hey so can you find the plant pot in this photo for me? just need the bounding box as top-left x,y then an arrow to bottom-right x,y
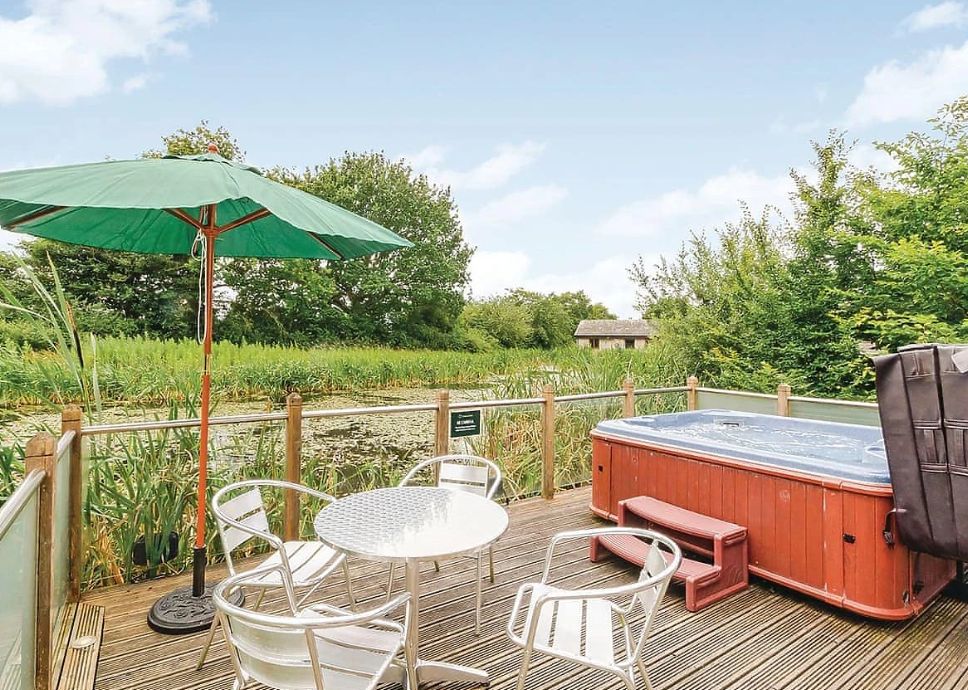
132,531 -> 180,566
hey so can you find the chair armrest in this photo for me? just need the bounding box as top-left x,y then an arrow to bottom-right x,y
506,583 -> 541,642
302,593 -> 411,629
540,527 -> 682,582
267,479 -> 337,505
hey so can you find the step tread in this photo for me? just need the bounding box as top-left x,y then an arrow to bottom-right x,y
596,533 -> 721,582
621,496 -> 747,540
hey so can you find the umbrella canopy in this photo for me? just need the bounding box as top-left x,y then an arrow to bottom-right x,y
0,151 -> 410,258
0,148 -> 412,633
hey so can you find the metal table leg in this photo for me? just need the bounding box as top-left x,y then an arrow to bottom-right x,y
405,557 -> 490,686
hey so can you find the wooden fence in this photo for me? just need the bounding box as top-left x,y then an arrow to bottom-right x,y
0,409 -> 83,690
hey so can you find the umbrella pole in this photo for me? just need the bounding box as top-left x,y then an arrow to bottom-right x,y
148,205 -> 243,634
193,215 -> 216,597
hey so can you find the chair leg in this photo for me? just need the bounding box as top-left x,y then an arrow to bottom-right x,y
433,560 -> 440,572
342,559 -> 357,609
252,588 -> 266,611
636,657 -> 654,690
475,551 -> 483,636
195,614 -> 220,670
488,545 -> 495,583
386,563 -> 396,602
515,649 -> 532,690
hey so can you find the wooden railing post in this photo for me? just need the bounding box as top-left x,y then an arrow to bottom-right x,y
541,384 -> 555,500
25,432 -> 56,690
686,376 -> 699,411
435,390 -> 450,457
60,406 -> 83,602
622,377 -> 635,417
284,392 -> 303,541
777,383 -> 791,417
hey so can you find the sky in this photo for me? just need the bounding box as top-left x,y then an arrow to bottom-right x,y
1,1 -> 968,316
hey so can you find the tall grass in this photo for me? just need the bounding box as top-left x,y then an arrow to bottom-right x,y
0,338 -> 557,407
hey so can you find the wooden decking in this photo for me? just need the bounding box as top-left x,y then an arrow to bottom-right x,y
83,486 -> 968,690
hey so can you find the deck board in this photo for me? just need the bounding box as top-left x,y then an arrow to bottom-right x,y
83,486 -> 968,690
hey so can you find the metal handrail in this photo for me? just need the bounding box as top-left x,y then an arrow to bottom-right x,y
303,403 -> 438,418
0,469 -> 45,541
450,397 -> 544,410
55,430 -> 75,461
787,395 -> 877,409
82,411 -> 289,436
636,386 -> 688,395
77,383 -> 874,437
696,386 -> 777,400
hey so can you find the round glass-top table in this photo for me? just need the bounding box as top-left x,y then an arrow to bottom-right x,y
314,486 -> 509,686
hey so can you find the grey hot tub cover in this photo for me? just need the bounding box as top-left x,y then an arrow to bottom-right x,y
874,344 -> 968,561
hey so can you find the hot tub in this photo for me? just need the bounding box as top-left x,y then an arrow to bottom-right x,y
590,409 -> 955,620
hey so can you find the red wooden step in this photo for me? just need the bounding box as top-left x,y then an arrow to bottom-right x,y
621,496 -> 747,544
590,495 -> 750,612
592,533 -> 723,586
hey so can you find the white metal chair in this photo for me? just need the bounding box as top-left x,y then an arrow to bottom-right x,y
387,454 -> 502,634
213,563 -> 416,690
197,479 -> 356,669
507,527 -> 681,690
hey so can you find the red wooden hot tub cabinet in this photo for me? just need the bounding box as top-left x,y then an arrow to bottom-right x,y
590,429 -> 955,621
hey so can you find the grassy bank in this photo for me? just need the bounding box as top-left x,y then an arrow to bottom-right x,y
0,338 -> 542,408
0,336 -> 690,408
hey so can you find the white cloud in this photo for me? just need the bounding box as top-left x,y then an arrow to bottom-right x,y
404,145 -> 446,169
596,167 -> 793,238
0,0 -> 212,105
469,251 -> 651,318
847,143 -> 900,175
468,250 -> 531,299
407,141 -> 546,191
845,39 -> 968,126
902,2 -> 968,32
0,229 -> 22,251
121,73 -> 149,93
467,185 -> 568,229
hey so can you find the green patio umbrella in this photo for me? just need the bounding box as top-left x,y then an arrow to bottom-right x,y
0,145 -> 412,632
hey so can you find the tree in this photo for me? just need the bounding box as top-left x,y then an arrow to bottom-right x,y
460,298 -> 533,348
458,289 -> 614,350
629,98 -> 968,398
219,259 -> 344,345
273,152 -> 472,347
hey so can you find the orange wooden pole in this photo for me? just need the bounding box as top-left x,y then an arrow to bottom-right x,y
193,204 -> 217,596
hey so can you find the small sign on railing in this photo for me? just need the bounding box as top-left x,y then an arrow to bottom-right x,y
450,409 -> 481,438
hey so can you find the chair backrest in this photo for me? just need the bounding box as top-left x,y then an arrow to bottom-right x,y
627,531 -> 679,663
212,482 -> 273,574
214,566 -> 401,690
400,454 -> 501,499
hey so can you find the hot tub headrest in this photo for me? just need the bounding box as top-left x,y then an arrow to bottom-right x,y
874,343 -> 968,561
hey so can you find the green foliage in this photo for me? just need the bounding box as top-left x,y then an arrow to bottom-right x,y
460,298 -> 532,349
461,289 -> 615,350
269,152 -> 472,348
632,97 -> 968,399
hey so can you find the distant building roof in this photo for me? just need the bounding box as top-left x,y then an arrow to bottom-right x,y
574,319 -> 658,338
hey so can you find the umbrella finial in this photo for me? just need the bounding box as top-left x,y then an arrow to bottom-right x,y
207,143 -> 219,154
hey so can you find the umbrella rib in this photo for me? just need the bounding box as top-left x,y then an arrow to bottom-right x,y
307,232 -> 346,260
164,208 -> 204,230
215,208 -> 271,234
6,205 -> 66,228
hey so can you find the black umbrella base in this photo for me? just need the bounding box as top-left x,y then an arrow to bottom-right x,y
147,585 -> 245,634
